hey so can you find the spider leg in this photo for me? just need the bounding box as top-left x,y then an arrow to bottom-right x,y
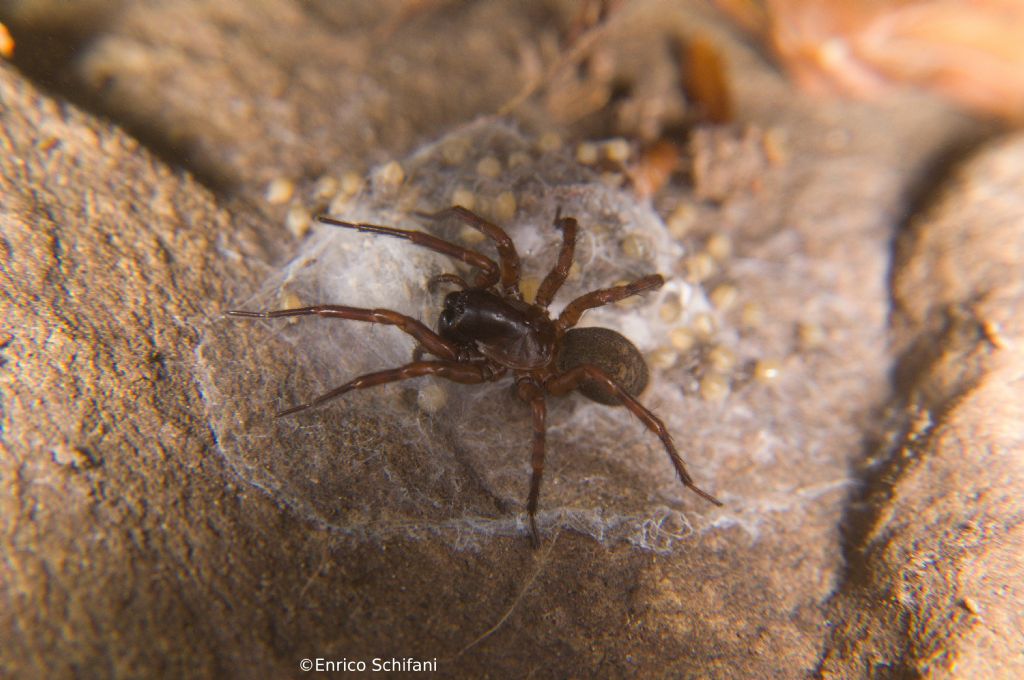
277,360 -> 491,417
545,364 -> 722,507
516,379 -> 548,548
316,215 -> 501,289
417,206 -> 522,296
226,305 -> 460,361
534,214 -> 578,308
557,274 -> 664,331
428,273 -> 470,292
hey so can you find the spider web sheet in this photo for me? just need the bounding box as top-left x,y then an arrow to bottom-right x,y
197,120 -> 744,552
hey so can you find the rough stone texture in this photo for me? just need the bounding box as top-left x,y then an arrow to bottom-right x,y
819,134 -> 1024,678
76,0 -> 551,199
0,61 -> 277,676
1,1 -> 1019,678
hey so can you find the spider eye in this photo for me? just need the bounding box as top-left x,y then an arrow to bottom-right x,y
440,307 -> 455,327
438,291 -> 467,338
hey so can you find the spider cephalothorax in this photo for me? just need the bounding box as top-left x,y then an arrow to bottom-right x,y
229,206 -> 721,545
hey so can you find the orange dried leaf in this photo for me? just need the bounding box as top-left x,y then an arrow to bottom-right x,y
629,140 -> 681,198
681,35 -> 734,123
0,21 -> 14,59
717,0 -> 1024,121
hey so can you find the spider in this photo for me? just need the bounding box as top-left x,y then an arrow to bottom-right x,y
228,206 -> 722,545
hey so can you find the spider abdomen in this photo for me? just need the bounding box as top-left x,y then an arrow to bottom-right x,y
438,289 -> 556,370
556,327 -> 649,405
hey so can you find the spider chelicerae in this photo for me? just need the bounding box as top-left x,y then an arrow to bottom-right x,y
228,206 -> 722,545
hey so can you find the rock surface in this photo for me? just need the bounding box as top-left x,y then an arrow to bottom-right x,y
1,1 -> 1019,677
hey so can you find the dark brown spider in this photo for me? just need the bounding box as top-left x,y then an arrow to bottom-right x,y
228,206 -> 722,545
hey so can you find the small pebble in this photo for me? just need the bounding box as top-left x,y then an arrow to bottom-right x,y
265,178 -> 295,205
576,142 -> 599,165
613,279 -> 640,307
649,347 -> 678,369
669,327 -> 697,352
476,156 -> 502,179
691,312 -> 715,339
491,191 -> 517,222
459,225 -> 487,245
279,291 -> 303,324
685,253 -> 716,282
603,138 -> 631,163
451,187 -> 476,211
417,383 -> 448,413
375,160 -> 405,188
538,131 -> 562,152
519,277 -> 540,303
797,321 -> 827,349
753,358 -> 782,382
707,345 -> 737,372
740,302 -> 764,329
706,233 -> 733,261
313,175 -> 338,200
340,171 -> 364,196
659,298 -> 682,324
328,192 -> 353,215
280,291 -> 303,308
710,283 -> 738,311
700,372 -> 730,402
285,204 -> 312,238
621,233 -> 650,260
667,204 -> 697,238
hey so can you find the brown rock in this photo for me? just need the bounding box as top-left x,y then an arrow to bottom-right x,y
2,1 -> 1016,677
820,134 -> 1024,678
